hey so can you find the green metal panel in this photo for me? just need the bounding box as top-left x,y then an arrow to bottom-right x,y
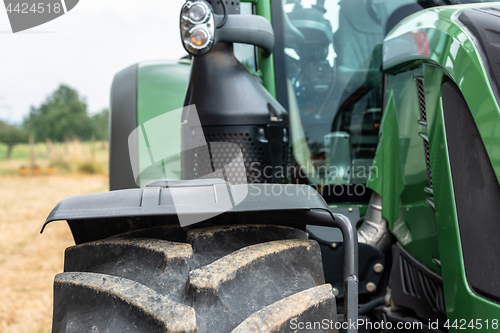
380,3 -> 500,324
372,67 -> 440,274
426,63 -> 500,327
367,90 -> 405,228
251,0 -> 276,98
136,61 -> 191,187
384,5 -> 500,179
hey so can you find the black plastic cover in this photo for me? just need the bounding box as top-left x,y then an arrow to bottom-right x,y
458,7 -> 500,106
442,80 -> 500,302
183,43 -> 287,127
390,243 -> 446,324
316,241 -> 385,297
215,15 -> 275,57
109,64 -> 139,191
43,182 -> 333,243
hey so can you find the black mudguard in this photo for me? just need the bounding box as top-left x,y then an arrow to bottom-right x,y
42,180 -> 359,330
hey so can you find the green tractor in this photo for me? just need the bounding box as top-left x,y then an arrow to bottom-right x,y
43,0 -> 500,332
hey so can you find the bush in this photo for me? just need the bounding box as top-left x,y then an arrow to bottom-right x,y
77,161 -> 103,174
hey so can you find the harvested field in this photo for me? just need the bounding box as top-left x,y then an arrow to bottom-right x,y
0,174 -> 108,333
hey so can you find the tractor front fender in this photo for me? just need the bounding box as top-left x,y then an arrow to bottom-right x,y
42,181 -> 359,330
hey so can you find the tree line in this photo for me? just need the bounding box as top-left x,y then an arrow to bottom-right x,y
0,85 -> 109,159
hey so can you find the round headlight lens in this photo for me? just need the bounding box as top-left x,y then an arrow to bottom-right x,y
180,1 -> 214,56
188,3 -> 207,22
190,29 -> 208,47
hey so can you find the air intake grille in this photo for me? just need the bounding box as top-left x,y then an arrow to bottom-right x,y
206,131 -> 265,184
391,243 -> 446,323
399,253 -> 445,315
416,77 -> 427,123
423,140 -> 432,188
182,125 -> 288,184
416,77 -> 432,189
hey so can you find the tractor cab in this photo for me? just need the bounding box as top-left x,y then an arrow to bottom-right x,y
276,0 -> 495,203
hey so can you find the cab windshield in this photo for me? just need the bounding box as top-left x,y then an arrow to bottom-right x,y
281,0 -> 495,200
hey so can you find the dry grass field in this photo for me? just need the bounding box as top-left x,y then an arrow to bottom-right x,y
0,142 -> 109,333
0,140 -> 108,177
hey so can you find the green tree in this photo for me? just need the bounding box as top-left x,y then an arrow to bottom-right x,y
0,121 -> 28,159
91,108 -> 109,141
24,84 -> 94,142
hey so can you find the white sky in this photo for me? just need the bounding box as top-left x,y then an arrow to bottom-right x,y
0,0 -> 188,124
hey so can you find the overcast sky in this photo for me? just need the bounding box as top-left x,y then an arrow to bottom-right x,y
0,0 -> 188,124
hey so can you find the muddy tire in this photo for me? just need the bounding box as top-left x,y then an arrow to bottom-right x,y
52,224 -> 337,333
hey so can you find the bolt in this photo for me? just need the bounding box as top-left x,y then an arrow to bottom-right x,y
331,242 -> 337,249
191,129 -> 196,137
283,128 -> 287,136
366,282 -> 376,293
259,128 -> 265,136
374,263 -> 384,273
348,208 -> 353,212
332,288 -> 339,297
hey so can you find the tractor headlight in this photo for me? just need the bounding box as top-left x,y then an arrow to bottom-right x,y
180,0 -> 215,56
190,28 -> 208,47
188,3 -> 207,22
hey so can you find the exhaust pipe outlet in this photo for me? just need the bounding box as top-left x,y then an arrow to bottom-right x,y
357,192 -> 393,252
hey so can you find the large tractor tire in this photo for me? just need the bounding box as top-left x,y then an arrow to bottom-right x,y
52,224 -> 337,333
